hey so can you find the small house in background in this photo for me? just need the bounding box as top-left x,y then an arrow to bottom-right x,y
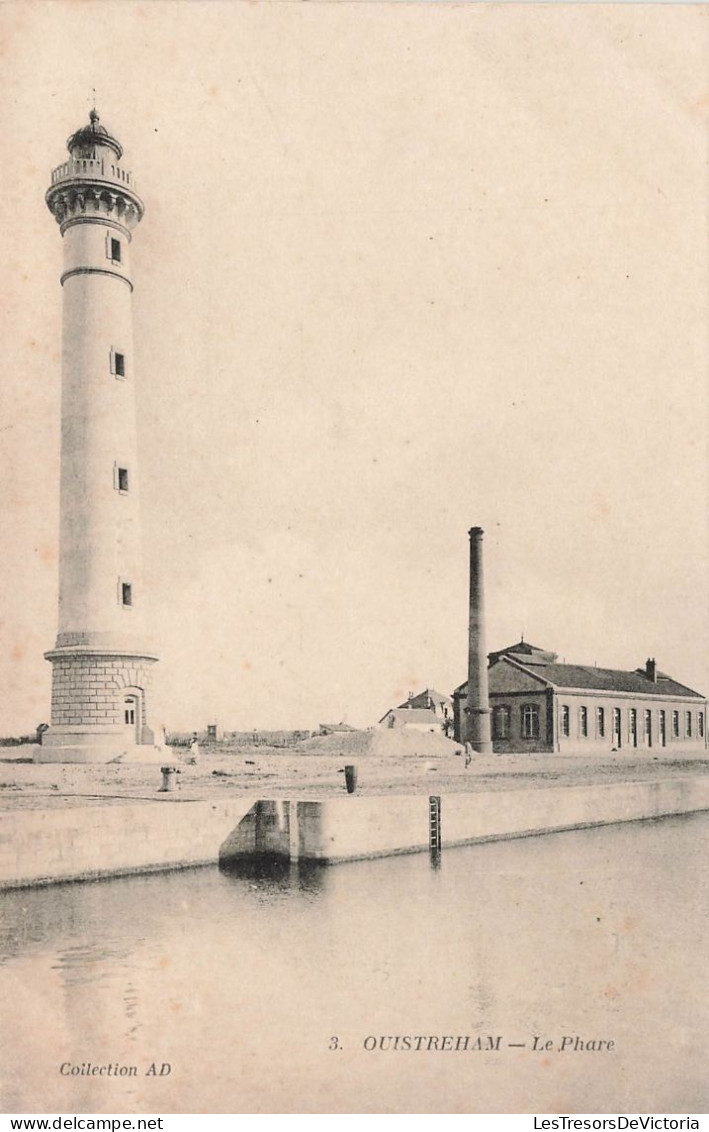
403,688 -> 453,720
318,722 -> 358,736
453,641 -> 707,753
378,689 -> 453,734
206,723 -> 223,742
378,707 -> 441,732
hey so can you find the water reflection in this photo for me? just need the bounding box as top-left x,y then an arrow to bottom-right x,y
219,853 -> 327,896
0,814 -> 707,1113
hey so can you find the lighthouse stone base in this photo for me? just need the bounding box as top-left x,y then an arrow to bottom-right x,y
35,732 -> 168,765
38,647 -> 161,764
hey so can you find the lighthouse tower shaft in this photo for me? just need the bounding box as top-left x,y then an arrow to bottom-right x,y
40,112 -> 158,763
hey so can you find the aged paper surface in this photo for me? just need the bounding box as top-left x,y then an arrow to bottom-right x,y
0,0 -> 707,1116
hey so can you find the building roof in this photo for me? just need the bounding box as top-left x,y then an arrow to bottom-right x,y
520,661 -> 703,698
397,688 -> 452,710
489,640 -> 558,664
318,722 -> 358,733
456,655 -> 705,700
379,708 -> 442,725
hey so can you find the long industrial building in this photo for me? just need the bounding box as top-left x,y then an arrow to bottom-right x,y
453,640 -> 707,753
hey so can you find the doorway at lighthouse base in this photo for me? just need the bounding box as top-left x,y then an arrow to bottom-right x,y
36,648 -> 163,764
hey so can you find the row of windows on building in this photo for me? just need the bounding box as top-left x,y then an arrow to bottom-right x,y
492,704 -> 542,739
492,703 -> 705,742
104,231 -> 130,612
106,221 -> 129,535
106,234 -> 127,380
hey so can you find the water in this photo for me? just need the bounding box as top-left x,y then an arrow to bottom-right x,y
1,814 -> 707,1114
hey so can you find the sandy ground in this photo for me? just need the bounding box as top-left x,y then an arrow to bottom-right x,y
1,740 -> 708,811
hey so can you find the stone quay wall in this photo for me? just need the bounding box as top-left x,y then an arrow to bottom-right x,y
223,777 -> 709,864
2,777 -> 708,889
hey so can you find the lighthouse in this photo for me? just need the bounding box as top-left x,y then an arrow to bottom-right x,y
39,110 -> 159,763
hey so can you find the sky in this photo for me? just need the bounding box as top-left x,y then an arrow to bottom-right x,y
0,1 -> 707,733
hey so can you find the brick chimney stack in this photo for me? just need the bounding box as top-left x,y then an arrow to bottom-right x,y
465,527 -> 493,753
646,657 -> 657,683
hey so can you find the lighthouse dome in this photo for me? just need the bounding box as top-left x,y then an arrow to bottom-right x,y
67,109 -> 123,160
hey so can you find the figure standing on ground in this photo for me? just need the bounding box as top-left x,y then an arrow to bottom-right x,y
187,733 -> 200,765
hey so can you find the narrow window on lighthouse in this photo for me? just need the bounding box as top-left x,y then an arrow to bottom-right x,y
110,348 -> 127,379
115,466 -> 129,493
106,232 -> 122,263
120,581 -> 133,607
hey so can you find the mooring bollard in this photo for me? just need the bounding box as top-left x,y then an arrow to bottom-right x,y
344,765 -> 358,794
159,766 -> 181,793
